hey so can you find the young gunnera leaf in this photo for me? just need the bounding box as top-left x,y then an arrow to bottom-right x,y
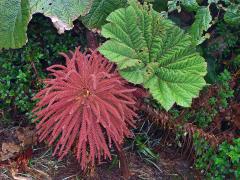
81,0 -> 127,29
188,6 -> 212,45
0,0 -> 31,49
99,0 -> 207,110
30,0 -> 93,34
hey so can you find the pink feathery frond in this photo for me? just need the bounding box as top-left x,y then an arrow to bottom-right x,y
33,47 -> 137,169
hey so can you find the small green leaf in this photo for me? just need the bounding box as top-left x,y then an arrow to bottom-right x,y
188,6 -> 212,45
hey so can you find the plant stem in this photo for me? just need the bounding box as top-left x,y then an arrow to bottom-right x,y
116,145 -> 131,180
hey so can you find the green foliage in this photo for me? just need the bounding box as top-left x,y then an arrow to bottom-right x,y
135,135 -> 159,160
149,0 -> 168,12
203,20 -> 239,83
193,133 -> 240,179
182,0 -> 199,12
217,70 -> 234,108
215,22 -> 239,51
168,0 -> 200,13
81,0 -> 127,29
231,54 -> 240,70
188,6 -> 212,45
168,1 -> 214,44
0,0 -> 92,49
0,15 -> 87,123
224,4 -> 240,26
169,108 -> 180,119
0,52 -> 43,115
194,109 -> 216,128
193,133 -> 216,171
205,57 -> 218,84
209,97 -> 217,106
181,70 -> 233,128
183,108 -> 215,128
131,121 -> 161,169
99,0 -> 207,110
167,0 -> 240,47
205,21 -> 238,58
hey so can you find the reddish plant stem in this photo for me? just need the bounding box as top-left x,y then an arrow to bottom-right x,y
116,145 -> 131,180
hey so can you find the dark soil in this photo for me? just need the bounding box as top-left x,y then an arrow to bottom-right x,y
0,141 -> 201,180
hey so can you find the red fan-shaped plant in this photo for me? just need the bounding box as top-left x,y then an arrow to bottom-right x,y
32,48 -> 137,169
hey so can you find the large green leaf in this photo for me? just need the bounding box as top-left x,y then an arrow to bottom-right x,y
99,0 -> 207,110
0,0 -> 31,49
30,0 -> 93,33
81,0 -> 127,29
188,6 -> 212,45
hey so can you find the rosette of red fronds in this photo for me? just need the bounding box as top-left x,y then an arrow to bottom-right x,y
32,48 -> 137,169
